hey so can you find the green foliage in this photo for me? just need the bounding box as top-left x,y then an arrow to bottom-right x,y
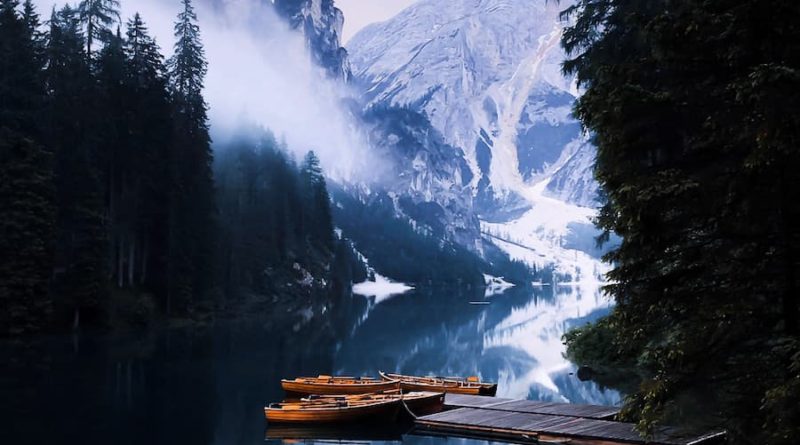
761,340 -> 800,443
0,129 -> 55,336
563,316 -> 628,369
561,0 -> 800,442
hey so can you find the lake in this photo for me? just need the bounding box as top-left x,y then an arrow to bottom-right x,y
0,283 -> 618,444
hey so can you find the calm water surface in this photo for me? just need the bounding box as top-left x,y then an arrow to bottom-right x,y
0,284 -> 618,445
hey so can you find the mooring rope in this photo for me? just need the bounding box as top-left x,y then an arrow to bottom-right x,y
400,398 -> 418,419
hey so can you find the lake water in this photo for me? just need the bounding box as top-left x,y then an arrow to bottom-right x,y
0,284 -> 618,445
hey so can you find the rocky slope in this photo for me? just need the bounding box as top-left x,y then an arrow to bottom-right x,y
347,0 -> 597,211
347,0 -> 607,280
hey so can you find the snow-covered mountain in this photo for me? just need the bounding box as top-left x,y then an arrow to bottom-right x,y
347,0 -> 606,280
348,0 -> 596,209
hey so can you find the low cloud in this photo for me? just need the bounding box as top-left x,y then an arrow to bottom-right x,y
34,0 -> 377,181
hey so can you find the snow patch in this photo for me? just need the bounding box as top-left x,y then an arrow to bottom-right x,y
482,177 -> 609,283
483,274 -> 515,297
353,274 -> 414,303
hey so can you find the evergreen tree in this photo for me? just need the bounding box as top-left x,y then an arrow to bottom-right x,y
46,5 -> 107,329
21,0 -> 44,63
0,0 -> 43,134
99,13 -> 172,297
95,27 -> 127,289
168,0 -> 205,102
0,0 -> 55,336
0,130 -> 55,336
166,0 -> 215,314
124,14 -> 165,86
77,0 -> 119,57
300,151 -> 334,253
560,1 -> 800,442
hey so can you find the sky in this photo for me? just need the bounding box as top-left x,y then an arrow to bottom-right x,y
336,0 -> 418,44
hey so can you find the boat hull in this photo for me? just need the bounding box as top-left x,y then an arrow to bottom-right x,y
402,391 -> 446,416
281,378 -> 400,396
380,372 -> 498,396
265,399 -> 401,424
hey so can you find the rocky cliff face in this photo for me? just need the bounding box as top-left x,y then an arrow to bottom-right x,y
359,105 -> 482,248
347,0 -> 598,211
274,0 -> 352,81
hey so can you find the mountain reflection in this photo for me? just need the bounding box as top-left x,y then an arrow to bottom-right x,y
335,284 -> 620,406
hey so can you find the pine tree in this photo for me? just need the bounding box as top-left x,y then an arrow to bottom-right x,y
86,13 -> 173,302
125,14 -> 165,87
46,5 -> 108,329
300,151 -> 334,253
77,0 -> 119,57
95,27 -> 127,290
166,0 -> 215,314
0,0 -> 43,134
0,0 -> 55,336
0,130 -> 55,336
21,0 -> 43,58
167,0 -> 206,105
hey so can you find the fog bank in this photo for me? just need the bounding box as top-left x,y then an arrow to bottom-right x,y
34,0 -> 376,181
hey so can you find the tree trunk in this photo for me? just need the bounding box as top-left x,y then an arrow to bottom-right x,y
140,241 -> 148,285
87,18 -> 93,57
128,237 -> 135,287
780,168 -> 798,336
117,236 -> 124,288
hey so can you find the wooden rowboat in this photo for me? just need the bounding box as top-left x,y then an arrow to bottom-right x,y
281,375 -> 400,396
264,395 -> 401,424
379,371 -> 498,396
306,390 -> 445,417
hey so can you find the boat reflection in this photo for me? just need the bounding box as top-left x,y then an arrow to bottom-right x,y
265,423 -> 409,443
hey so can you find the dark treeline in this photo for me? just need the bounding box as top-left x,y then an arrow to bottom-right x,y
215,129 -> 362,307
560,1 -> 800,443
0,0 -> 215,334
0,0 -> 346,337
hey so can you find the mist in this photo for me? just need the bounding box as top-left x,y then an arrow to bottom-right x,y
34,0 -> 377,181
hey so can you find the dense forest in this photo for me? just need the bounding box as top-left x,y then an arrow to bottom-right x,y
560,1 -> 800,444
0,0 -> 348,336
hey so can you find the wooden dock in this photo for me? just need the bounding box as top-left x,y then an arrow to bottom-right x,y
415,394 -> 726,445
443,393 -> 621,420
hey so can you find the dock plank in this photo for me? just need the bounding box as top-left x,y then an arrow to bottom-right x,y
416,407 -> 726,445
444,394 -> 620,420
444,393 -> 512,408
